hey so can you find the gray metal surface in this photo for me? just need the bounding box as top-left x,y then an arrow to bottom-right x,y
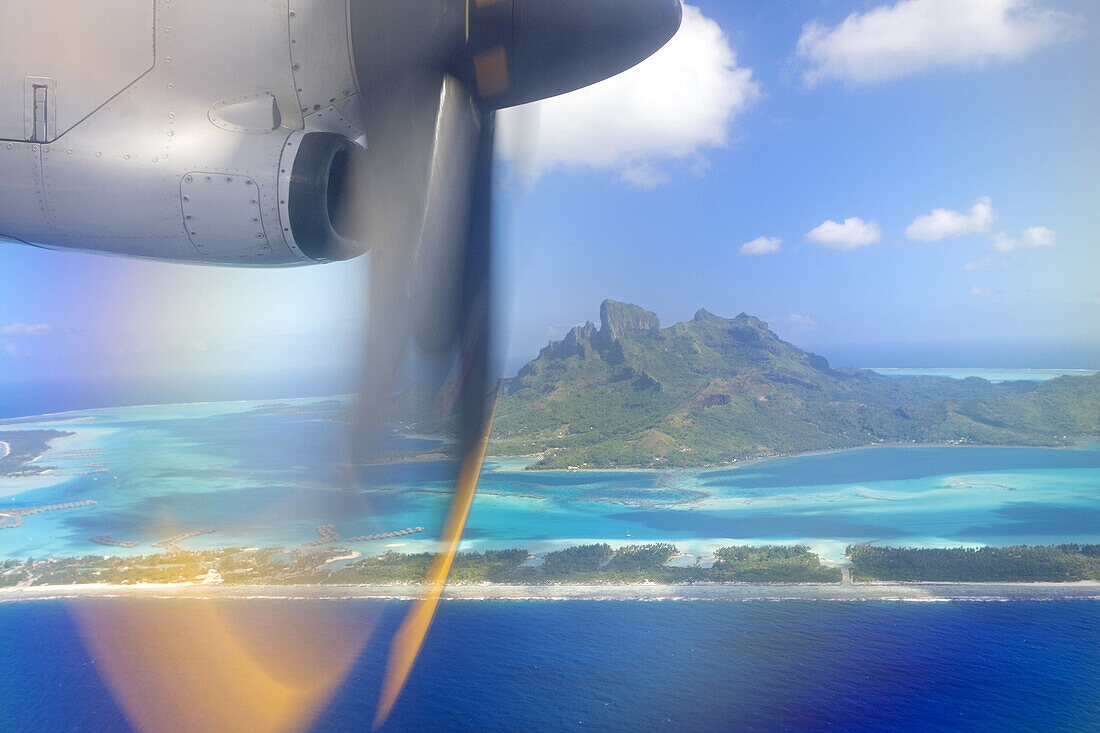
289,0 -> 360,117
0,0 -> 362,266
181,173 -> 270,259
0,0 -> 154,143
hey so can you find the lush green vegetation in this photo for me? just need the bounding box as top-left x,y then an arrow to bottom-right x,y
848,544 -> 1100,582
0,543 -> 840,586
0,430 -> 74,477
711,545 -> 842,583
489,300 -> 1099,469
14,543 -> 1100,587
332,549 -> 529,584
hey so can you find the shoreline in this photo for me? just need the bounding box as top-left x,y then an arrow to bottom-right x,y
492,434 -> 1100,473
3,580 -> 1099,603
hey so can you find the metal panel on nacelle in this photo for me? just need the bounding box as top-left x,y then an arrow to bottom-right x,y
182,173 -> 271,257
0,0 -> 155,143
0,143 -> 47,245
289,0 -> 360,116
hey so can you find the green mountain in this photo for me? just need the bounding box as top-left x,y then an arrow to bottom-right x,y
490,300 -> 1100,469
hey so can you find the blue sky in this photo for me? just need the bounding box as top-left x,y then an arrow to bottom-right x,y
1,0 -> 1097,405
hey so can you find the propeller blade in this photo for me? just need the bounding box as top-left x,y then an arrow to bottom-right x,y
408,77 -> 482,358
373,389 -> 498,730
338,1 -> 681,724
373,104 -> 497,731
454,109 -> 496,457
347,74 -> 482,444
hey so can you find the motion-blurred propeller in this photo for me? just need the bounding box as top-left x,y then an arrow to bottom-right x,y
326,0 -> 683,725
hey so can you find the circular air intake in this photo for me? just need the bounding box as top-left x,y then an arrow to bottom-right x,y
287,132 -> 370,262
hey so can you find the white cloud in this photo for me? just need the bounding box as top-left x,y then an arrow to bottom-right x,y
965,256 -> 1010,271
2,341 -> 17,357
796,0 -> 1074,86
785,314 -> 816,327
992,225 -> 1057,251
1,322 -> 52,336
619,163 -> 670,189
739,236 -> 782,256
806,217 -> 881,250
497,5 -> 760,185
970,286 -> 996,297
906,197 -> 996,241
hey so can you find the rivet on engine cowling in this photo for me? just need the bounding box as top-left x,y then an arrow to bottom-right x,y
185,176 -> 192,183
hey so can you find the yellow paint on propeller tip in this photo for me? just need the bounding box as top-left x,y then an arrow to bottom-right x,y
373,398 -> 498,729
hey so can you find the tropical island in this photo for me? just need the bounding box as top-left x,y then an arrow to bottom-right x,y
5,543 -> 1100,591
0,429 -> 73,477
481,301 -> 1099,469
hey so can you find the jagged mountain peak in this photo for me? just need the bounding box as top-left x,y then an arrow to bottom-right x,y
600,300 -> 660,342
492,300 -> 1097,469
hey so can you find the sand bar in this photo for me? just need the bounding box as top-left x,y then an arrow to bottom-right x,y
3,581 -> 1099,603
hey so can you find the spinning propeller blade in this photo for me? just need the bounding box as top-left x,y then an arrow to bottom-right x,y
334,0 -> 682,725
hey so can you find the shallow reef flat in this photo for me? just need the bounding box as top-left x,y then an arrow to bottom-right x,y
4,580 -> 1100,603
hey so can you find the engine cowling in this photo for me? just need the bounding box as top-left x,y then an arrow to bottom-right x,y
284,132 -> 372,263
0,0 -> 370,267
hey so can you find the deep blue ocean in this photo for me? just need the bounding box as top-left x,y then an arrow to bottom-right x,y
3,371 -> 1099,731
1,600 -> 1098,731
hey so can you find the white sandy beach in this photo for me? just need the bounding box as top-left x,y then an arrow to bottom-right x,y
3,581 -> 1099,603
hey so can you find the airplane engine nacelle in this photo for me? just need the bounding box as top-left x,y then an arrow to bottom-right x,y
0,0 -> 371,267
0,125 -> 369,266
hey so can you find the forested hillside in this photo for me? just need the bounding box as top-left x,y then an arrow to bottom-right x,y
490,300 -> 1099,468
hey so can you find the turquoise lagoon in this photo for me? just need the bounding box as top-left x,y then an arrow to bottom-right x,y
2,397 -> 1099,564
869,367 -> 1097,382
